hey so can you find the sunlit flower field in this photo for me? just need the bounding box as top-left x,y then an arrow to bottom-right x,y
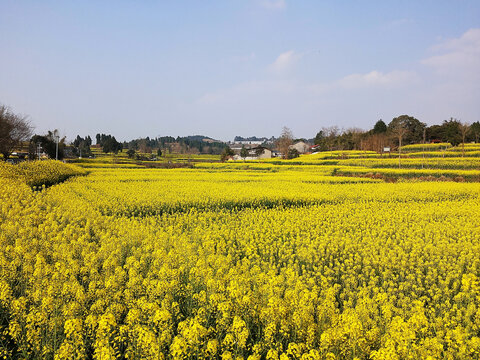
1,160 -> 479,359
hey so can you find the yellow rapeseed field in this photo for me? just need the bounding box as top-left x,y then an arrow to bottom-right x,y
1,160 -> 480,359
0,160 -> 87,188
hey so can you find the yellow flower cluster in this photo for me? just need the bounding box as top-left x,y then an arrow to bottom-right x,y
0,160 -> 86,188
339,157 -> 480,170
1,161 -> 480,358
197,158 -> 480,181
447,143 -> 480,152
400,143 -> 452,152
334,165 -> 480,180
256,151 -> 480,170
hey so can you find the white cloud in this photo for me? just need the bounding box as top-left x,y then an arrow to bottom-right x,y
197,68 -> 416,108
269,50 -> 302,72
431,28 -> 480,52
422,28 -> 480,79
192,29 -> 480,136
260,0 -> 286,10
191,66 -> 431,137
338,70 -> 417,89
416,28 -> 480,123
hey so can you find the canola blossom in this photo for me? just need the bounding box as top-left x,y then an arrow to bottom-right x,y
1,160 -> 480,359
0,160 -> 86,188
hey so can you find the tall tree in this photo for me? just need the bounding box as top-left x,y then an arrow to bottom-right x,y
459,122 -> 470,157
314,130 -> 327,151
390,121 -> 408,168
0,105 -> 33,160
102,136 -> 122,154
276,127 -> 294,159
72,135 -> 92,157
240,146 -> 249,160
220,146 -> 234,162
372,119 -> 387,134
314,126 -> 339,151
363,133 -> 390,153
437,118 -> 462,146
470,121 -> 480,143
337,128 -> 364,150
388,115 -> 426,145
426,124 -> 444,142
29,130 -> 66,160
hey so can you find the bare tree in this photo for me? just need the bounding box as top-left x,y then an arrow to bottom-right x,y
390,122 -> 408,168
363,133 -> 391,154
322,126 -> 339,150
276,126 -> 294,159
0,105 -> 33,160
349,128 -> 364,151
459,121 -> 470,157
138,139 -> 149,154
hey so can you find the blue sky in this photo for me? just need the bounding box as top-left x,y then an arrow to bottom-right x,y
1,1 -> 479,141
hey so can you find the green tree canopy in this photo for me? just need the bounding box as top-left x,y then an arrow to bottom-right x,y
388,115 -> 426,145
29,131 -> 66,160
470,121 -> 480,143
220,146 -> 234,162
72,135 -> 92,157
100,135 -> 122,154
240,146 -> 249,160
372,119 -> 387,134
426,118 -> 462,146
126,149 -> 136,159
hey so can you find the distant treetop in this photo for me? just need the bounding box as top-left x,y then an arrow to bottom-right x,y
234,136 -> 271,142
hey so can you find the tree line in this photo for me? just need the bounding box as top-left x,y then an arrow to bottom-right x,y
313,115 -> 479,153
1,103 -> 480,161
121,136 -> 227,156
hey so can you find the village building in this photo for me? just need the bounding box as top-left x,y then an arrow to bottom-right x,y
232,146 -> 272,160
289,141 -> 310,154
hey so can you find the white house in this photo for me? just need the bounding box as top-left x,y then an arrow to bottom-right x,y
233,146 -> 272,160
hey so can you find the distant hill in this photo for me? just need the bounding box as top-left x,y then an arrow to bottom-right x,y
120,135 -> 227,155
184,135 -> 223,143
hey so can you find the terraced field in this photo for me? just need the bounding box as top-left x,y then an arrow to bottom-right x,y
1,150 -> 479,359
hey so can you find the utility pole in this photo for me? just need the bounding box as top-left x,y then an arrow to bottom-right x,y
37,143 -> 42,160
54,130 -> 59,160
422,128 -> 426,169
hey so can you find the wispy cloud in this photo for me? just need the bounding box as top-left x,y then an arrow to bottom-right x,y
193,28 -> 480,136
422,28 -> 480,79
416,28 -> 480,122
338,70 -> 417,89
269,50 -> 302,72
430,28 -> 480,52
260,0 -> 286,10
196,68 -> 414,108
